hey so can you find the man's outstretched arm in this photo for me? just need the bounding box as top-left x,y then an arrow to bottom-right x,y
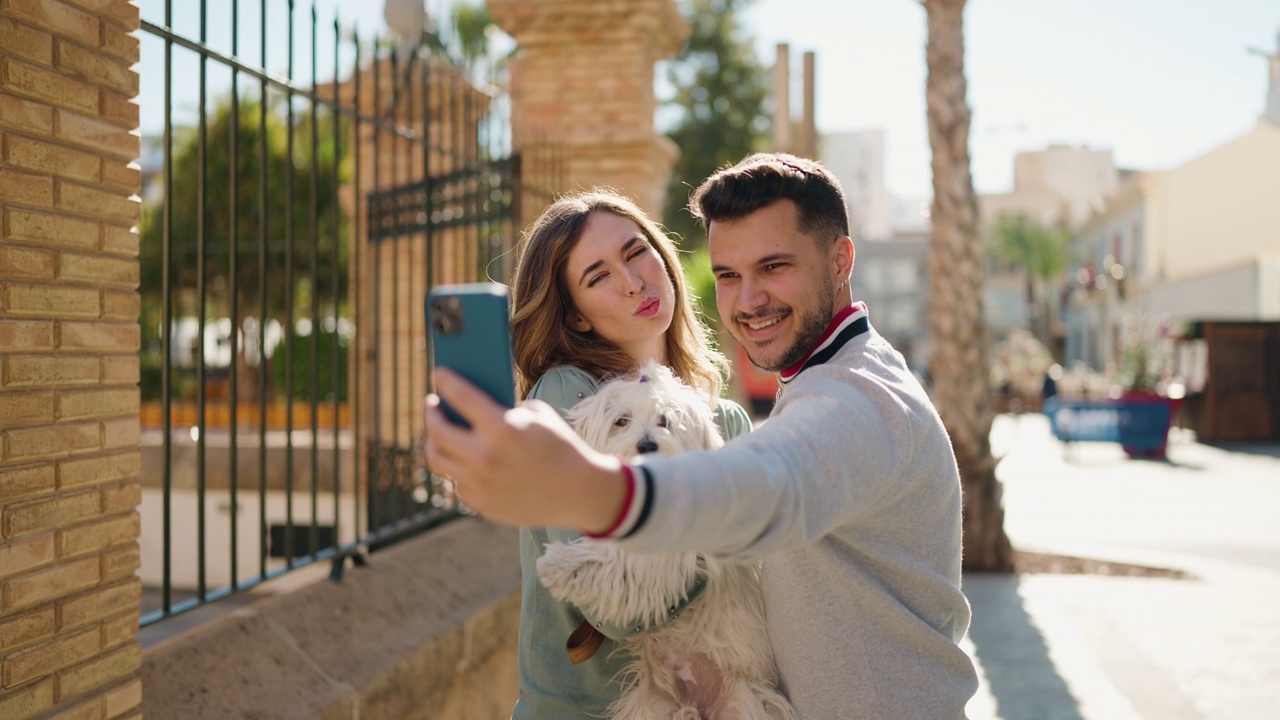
422,367 -> 629,534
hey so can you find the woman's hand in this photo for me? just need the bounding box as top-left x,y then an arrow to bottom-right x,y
423,368 -> 628,533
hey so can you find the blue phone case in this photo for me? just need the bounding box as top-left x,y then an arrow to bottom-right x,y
426,283 -> 515,427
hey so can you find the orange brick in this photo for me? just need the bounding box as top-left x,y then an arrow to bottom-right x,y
97,544 -> 135,581
99,225 -> 137,256
46,696 -> 101,720
56,387 -> 139,421
59,252 -> 137,288
53,109 -> 138,161
99,608 -> 136,649
0,0 -> 100,47
58,642 -> 138,698
3,134 -> 99,183
4,422 -> 100,461
5,209 -> 99,250
0,607 -> 55,650
57,451 -> 139,489
99,158 -> 139,193
97,90 -> 137,131
56,182 -> 139,226
100,419 -> 137,449
0,678 -> 55,719
0,464 -> 55,499
0,57 -> 98,114
0,244 -> 56,280
0,166 -> 54,207
3,557 -> 99,616
0,319 -> 55,349
62,0 -> 137,28
57,513 -> 137,558
0,16 -> 53,66
99,480 -> 139,514
2,284 -> 100,318
100,290 -> 139,321
0,90 -> 53,135
58,578 -> 138,628
98,21 -> 139,64
55,42 -> 136,96
0,391 -> 56,427
57,322 -> 138,353
4,355 -> 99,388
99,355 -> 137,385
1,626 -> 100,687
103,677 -> 141,718
2,490 -> 99,540
0,533 -> 54,577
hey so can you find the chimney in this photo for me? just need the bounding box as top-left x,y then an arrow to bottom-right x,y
773,43 -> 792,152
798,51 -> 817,159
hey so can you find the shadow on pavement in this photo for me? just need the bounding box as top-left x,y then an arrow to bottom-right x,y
1204,442 -> 1280,460
964,574 -> 1085,720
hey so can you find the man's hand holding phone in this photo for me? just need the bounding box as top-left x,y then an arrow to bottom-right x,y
423,283 -> 626,532
422,368 -> 627,533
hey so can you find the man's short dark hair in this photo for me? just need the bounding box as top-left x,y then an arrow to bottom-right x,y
688,153 -> 850,244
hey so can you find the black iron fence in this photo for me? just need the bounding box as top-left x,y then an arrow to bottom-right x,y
137,0 -> 558,626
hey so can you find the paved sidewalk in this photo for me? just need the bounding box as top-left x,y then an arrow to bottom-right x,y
962,414 -> 1280,719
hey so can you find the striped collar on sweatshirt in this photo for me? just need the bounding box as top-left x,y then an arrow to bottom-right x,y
778,302 -> 870,385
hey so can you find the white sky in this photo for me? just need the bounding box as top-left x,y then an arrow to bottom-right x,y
742,0 -> 1280,197
137,1 -> 1280,198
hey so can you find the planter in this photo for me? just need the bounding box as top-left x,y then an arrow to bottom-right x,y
1119,390 -> 1180,459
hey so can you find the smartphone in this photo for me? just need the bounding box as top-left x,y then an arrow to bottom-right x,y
426,283 -> 516,427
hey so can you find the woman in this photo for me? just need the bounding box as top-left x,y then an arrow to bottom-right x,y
509,190 -> 751,718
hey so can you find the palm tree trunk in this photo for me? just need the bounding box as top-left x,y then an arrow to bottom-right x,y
923,0 -> 1013,572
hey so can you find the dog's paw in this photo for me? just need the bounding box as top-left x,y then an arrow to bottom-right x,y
536,540 -> 607,605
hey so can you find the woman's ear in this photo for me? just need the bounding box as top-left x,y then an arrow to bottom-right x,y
566,309 -> 592,333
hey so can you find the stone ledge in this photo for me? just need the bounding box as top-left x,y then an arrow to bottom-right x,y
140,518 -> 521,719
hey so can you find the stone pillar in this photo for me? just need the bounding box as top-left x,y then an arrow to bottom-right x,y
488,0 -> 690,222
0,2 -> 143,719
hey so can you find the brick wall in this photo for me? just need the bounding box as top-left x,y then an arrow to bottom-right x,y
0,1 -> 143,719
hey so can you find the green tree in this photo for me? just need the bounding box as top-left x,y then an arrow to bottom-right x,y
991,214 -> 1072,353
662,0 -> 771,247
139,94 -> 348,402
407,1 -> 508,86
679,245 -> 719,326
922,0 -> 1013,572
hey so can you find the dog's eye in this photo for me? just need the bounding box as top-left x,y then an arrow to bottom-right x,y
657,415 -> 669,429
613,415 -> 630,428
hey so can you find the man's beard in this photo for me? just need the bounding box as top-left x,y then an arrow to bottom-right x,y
742,274 -> 834,372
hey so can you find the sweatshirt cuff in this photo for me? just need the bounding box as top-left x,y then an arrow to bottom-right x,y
584,462 -> 653,540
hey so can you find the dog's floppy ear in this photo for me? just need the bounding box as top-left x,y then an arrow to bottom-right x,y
567,390 -> 616,451
698,404 -> 725,450
680,391 -> 724,450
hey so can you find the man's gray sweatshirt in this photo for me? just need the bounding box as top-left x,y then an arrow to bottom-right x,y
629,316 -> 979,718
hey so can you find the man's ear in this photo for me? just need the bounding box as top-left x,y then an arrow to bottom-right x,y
566,310 -> 592,333
831,235 -> 855,283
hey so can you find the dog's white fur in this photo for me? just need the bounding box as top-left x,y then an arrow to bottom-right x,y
537,361 -> 796,720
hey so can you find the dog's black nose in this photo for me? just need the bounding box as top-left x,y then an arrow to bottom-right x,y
635,438 -> 659,454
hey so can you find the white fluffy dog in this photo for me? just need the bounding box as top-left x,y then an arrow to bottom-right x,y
536,361 -> 796,720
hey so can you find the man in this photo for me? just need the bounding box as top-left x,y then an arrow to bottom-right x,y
424,153 -> 979,717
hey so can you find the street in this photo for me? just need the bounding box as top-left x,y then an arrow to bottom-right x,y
963,413 -> 1280,719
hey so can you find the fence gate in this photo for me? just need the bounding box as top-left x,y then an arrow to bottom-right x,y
136,0 -> 558,626
362,148 -> 527,545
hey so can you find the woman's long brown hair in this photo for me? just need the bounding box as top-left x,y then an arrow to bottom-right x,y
511,190 -> 727,400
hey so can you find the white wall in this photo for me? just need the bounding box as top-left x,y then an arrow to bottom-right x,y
1147,121 -> 1280,284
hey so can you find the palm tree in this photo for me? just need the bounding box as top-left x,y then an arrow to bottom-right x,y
922,0 -> 1013,572
992,214 -> 1072,354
